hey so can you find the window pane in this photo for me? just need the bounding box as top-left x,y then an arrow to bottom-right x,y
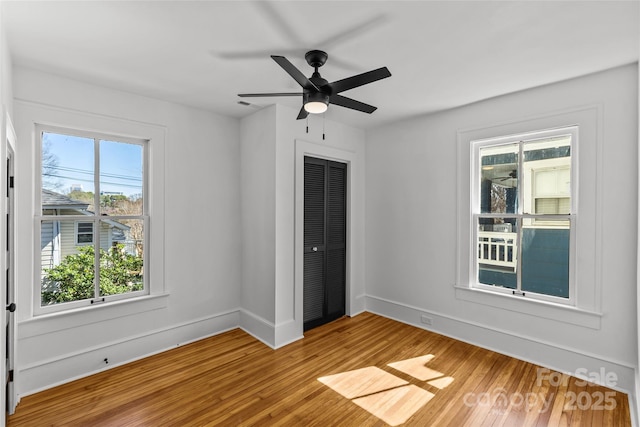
98,219 -> 144,297
41,219 -> 95,306
477,218 -> 517,289
521,220 -> 570,298
77,222 -> 93,233
479,144 -> 518,214
76,221 -> 94,244
41,132 -> 94,215
523,136 -> 571,215
77,233 -> 93,244
99,140 -> 143,216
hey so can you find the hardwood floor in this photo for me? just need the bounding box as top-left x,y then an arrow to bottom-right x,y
8,313 -> 631,426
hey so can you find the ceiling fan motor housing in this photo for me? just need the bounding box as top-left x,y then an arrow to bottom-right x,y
308,72 -> 330,94
305,50 -> 328,68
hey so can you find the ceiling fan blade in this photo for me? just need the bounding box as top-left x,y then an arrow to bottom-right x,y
297,106 -> 309,120
329,67 -> 392,94
318,14 -> 388,50
271,55 -> 319,91
238,92 -> 303,97
256,1 -> 300,43
323,56 -> 362,73
330,94 -> 377,114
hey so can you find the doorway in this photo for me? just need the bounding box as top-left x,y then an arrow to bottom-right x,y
303,157 -> 347,331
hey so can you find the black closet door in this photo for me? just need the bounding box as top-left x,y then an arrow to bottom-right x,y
303,157 -> 346,331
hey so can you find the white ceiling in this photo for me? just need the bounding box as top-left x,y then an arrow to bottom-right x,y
3,1 -> 639,130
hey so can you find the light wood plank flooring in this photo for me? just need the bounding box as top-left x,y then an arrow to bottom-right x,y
8,313 -> 631,426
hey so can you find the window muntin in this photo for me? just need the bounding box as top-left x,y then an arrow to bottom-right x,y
473,128 -> 575,304
37,127 -> 147,311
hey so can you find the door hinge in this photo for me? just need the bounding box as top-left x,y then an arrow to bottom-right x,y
512,290 -> 526,297
8,370 -> 13,382
9,177 -> 13,189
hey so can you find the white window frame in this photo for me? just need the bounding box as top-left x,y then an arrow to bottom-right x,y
35,124 -> 150,315
470,127 -> 577,306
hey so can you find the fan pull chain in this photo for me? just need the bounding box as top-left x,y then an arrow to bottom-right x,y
306,116 -> 309,134
322,114 -> 325,140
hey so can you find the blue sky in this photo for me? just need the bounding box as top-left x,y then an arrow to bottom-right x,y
42,132 -> 143,198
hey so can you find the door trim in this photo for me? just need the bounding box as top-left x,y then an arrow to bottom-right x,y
2,111 -> 18,419
295,139 -> 361,338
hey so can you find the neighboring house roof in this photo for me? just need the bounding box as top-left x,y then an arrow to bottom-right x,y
42,189 -> 130,237
42,189 -> 89,210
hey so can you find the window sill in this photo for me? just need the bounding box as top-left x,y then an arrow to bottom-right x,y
454,285 -> 601,329
19,293 -> 170,339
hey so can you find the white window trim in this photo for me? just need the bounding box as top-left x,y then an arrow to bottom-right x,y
32,114 -> 166,317
455,106 -> 603,329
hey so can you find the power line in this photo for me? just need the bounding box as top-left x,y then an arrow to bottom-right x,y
46,165 -> 142,181
42,173 -> 143,189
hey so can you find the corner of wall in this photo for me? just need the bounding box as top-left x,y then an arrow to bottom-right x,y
239,308 -> 275,349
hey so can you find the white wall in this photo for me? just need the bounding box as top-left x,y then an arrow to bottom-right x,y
239,106 -> 277,342
1,11 -> 12,119
12,67 -> 242,396
240,104 -> 366,348
365,64 -> 639,394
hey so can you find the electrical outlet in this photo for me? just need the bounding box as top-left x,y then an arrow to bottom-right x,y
420,315 -> 432,325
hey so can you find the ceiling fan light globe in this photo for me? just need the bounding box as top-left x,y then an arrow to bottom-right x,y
304,101 -> 328,114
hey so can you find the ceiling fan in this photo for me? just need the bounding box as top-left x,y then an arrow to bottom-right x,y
496,170 -> 517,181
237,50 -> 391,120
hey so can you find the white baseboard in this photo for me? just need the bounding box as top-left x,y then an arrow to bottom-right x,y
274,318 -> 303,349
239,309 -> 304,349
365,295 -> 635,394
18,309 -> 240,397
239,308 -> 275,348
350,294 -> 366,317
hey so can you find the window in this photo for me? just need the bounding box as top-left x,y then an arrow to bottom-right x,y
37,126 -> 148,312
472,127 -> 576,304
75,221 -> 94,245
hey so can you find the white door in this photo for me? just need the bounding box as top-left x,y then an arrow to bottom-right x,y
4,144 -> 15,420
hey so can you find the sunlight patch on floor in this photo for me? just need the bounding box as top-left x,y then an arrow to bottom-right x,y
318,366 -> 408,399
387,354 -> 443,381
352,384 -> 435,426
318,354 -> 454,425
427,375 -> 455,389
